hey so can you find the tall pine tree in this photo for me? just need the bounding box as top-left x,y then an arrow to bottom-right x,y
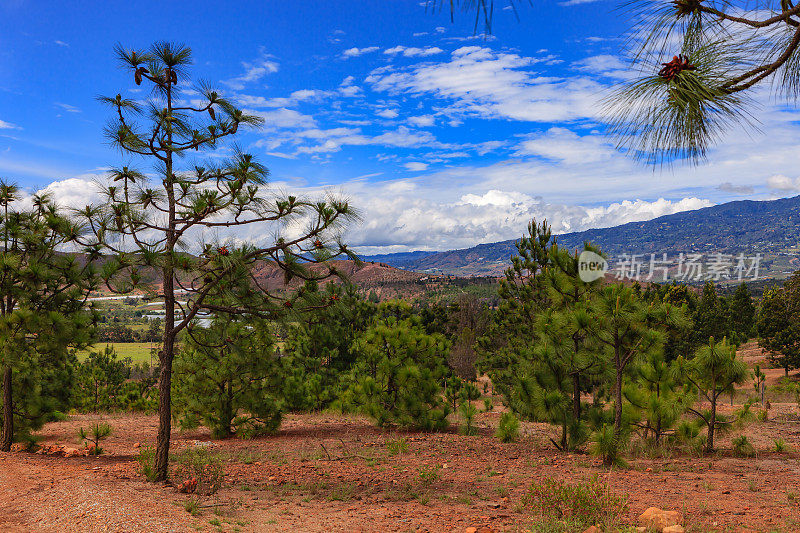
1,183 -> 98,450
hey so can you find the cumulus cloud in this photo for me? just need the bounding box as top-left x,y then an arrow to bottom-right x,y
341,46 -> 379,58
407,115 -> 435,127
340,182 -> 714,253
384,46 -> 444,57
40,176 -> 105,209
767,174 -> 800,191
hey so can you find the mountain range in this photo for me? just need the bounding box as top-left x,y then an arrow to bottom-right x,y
363,195 -> 800,279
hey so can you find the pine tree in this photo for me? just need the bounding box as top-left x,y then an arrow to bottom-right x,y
478,219 -> 552,409
80,43 -> 355,480
173,315 -> 282,439
757,277 -> 800,376
624,350 -> 691,446
693,282 -> 730,347
676,337 -> 749,452
729,282 -> 756,344
280,281 -> 375,411
479,220 -> 604,451
344,301 -> 451,430
74,345 -> 131,412
590,283 -> 687,462
0,183 -> 98,450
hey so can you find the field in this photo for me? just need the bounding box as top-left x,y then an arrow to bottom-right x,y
77,342 -> 156,365
1,344 -> 800,532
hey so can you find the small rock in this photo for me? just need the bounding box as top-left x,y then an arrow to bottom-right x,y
663,527 -> 685,533
133,442 -> 141,448
638,507 -> 683,532
582,526 -> 601,533
62,447 -> 80,458
465,528 -> 477,533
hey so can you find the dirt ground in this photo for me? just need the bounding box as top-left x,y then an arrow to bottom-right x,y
2,344 -> 800,532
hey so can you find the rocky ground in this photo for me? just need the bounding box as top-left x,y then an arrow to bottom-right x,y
1,345 -> 799,532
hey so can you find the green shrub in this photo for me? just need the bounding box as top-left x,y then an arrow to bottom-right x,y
386,437 -> 409,455
173,317 -> 283,439
184,497 -> 201,516
78,422 -> 112,455
590,424 -> 628,467
774,438 -> 789,453
172,447 -> 225,496
495,412 -> 520,443
483,397 -> 494,412
459,401 -> 478,436
732,435 -> 755,457
137,445 -> 158,481
522,474 -> 628,532
417,464 -> 442,485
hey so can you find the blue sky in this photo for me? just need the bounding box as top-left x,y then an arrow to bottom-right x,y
2,0 -> 799,254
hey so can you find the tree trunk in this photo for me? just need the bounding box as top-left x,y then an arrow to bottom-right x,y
223,380 -> 233,438
154,281 -> 175,481
1,366 -> 12,451
572,373 -> 581,424
613,368 -> 623,438
154,78 -> 177,483
705,396 -> 717,453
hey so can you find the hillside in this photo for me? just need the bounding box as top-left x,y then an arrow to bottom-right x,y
363,195 -> 800,279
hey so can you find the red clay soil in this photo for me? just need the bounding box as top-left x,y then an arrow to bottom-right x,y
1,344 -> 799,532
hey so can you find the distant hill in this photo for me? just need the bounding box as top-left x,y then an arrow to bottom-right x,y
363,195 -> 800,279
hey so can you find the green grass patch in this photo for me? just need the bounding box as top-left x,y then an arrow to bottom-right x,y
77,342 -> 156,364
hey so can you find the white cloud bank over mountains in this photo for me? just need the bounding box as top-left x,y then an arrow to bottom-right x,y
29,175 -> 713,255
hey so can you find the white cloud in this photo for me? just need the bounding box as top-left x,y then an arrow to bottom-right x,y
341,46 -> 379,58
404,162 -> 429,171
376,109 -> 399,119
55,103 -> 81,113
384,46 -> 444,57
335,179 -> 714,253
224,52 -> 279,90
236,89 -> 327,109
249,107 -> 317,130
40,176 -> 104,209
294,126 -> 435,155
767,174 -> 800,191
408,115 -> 435,127
559,0 -> 603,5
0,119 -> 20,129
516,127 -> 615,164
367,46 -> 601,123
571,54 -> 630,79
